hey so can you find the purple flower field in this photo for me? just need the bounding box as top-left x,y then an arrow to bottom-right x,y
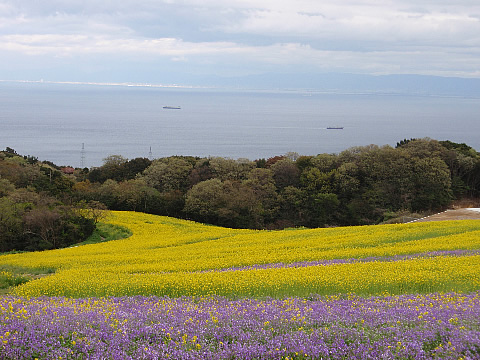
1,292 -> 480,359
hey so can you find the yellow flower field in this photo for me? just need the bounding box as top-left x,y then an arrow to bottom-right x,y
1,211 -> 479,297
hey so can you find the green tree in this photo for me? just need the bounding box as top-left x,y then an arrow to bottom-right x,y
244,168 -> 279,226
218,180 -> 259,228
75,200 -> 107,224
306,192 -> 340,228
23,205 -> 94,250
410,157 -> 452,211
184,179 -> 225,224
122,157 -> 152,180
0,178 -> 15,197
23,207 -> 61,250
277,186 -> 307,228
270,159 -> 300,190
96,179 -> 120,208
400,138 -> 446,159
310,153 -> 338,172
438,141 -> 479,197
34,166 -> 75,198
188,158 -> 214,187
88,155 -> 128,183
142,157 -> 193,192
72,179 -> 99,202
0,198 -> 24,252
114,179 -> 160,212
358,146 -> 413,212
184,179 -> 259,228
335,162 -> 361,200
300,167 -> 336,193
209,157 -> 255,181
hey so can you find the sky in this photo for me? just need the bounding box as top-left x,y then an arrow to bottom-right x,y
1,0 -> 480,86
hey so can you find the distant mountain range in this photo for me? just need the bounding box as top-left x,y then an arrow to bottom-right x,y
4,73 -> 480,97
199,73 -> 480,97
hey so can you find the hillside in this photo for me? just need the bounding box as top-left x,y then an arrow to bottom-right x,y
1,211 -> 480,359
1,211 -> 479,298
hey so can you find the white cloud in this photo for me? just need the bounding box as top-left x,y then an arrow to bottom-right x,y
0,34 -> 250,58
1,0 -> 480,80
221,5 -> 480,46
2,33 -> 478,77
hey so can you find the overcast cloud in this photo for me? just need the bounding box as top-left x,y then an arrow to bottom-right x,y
1,0 -> 480,84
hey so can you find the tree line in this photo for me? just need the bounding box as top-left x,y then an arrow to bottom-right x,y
1,139 -> 480,247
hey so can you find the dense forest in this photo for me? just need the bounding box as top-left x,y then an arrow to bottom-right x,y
1,138 -> 480,251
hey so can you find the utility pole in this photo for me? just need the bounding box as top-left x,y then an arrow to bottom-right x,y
81,143 -> 85,168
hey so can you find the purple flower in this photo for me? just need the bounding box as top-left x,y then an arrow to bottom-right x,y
1,292 -> 480,359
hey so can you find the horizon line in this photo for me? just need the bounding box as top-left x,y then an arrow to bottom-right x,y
1,78 -> 479,99
0,79 -> 208,89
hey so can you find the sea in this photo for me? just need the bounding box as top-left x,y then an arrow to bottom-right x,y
1,81 -> 479,168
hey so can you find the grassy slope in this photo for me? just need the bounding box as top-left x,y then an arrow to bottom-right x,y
74,222 -> 132,246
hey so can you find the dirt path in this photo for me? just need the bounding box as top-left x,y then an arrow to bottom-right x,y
414,208 -> 480,222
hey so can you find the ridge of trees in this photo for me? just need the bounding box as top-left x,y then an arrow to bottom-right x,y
1,139 -> 480,241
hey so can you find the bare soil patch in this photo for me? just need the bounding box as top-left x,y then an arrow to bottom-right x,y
415,208 -> 480,222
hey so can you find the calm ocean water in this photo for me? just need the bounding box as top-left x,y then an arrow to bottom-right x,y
1,82 -> 479,167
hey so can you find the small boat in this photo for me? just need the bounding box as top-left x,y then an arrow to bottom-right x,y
163,106 -> 181,109
326,126 -> 344,130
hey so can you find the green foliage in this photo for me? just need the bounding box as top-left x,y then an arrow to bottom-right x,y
88,156 -> 152,183
75,222 -> 132,246
0,264 -> 54,293
439,140 -> 478,158
0,197 -> 24,253
270,158 -> 300,189
396,138 -> 418,148
142,157 -> 194,192
3,138 -> 480,230
0,271 -> 29,289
